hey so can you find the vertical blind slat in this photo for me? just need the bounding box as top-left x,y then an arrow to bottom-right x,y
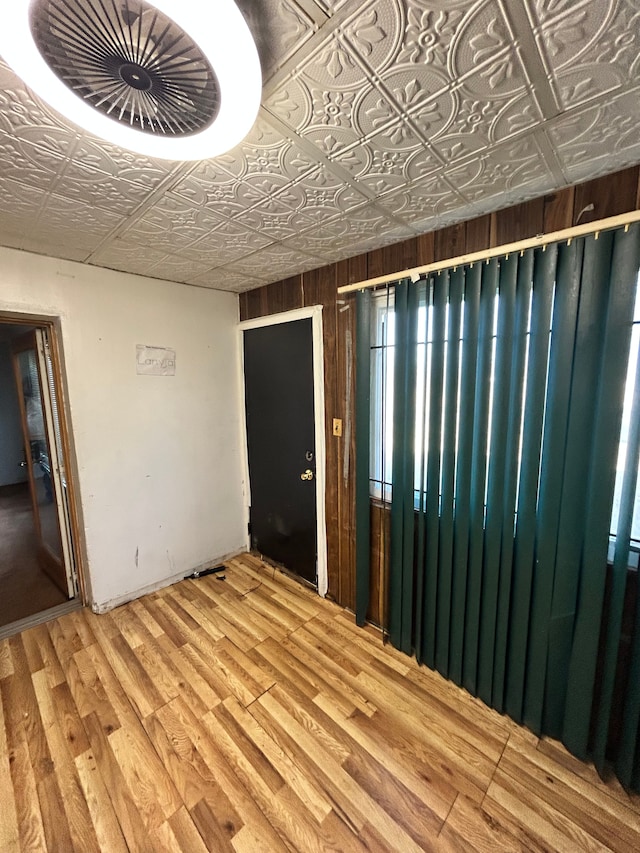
449,264 -> 481,685
389,282 -> 408,649
436,268 -> 463,677
422,272 -> 447,668
389,280 -> 418,654
478,254 -> 518,706
463,259 -> 498,695
414,280 -> 430,663
493,251 -> 533,712
402,283 -> 419,654
524,239 -> 583,733
506,245 -> 556,722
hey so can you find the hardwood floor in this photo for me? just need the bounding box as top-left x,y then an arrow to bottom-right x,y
1,553 -> 639,852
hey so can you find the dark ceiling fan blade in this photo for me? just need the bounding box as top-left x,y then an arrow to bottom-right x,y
31,0 -> 220,136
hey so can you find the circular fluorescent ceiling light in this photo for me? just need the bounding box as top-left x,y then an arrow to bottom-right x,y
0,0 -> 262,160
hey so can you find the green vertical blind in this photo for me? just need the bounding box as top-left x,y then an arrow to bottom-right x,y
355,224 -> 640,790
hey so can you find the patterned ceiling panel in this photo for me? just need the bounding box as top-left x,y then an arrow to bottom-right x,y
0,0 -> 638,292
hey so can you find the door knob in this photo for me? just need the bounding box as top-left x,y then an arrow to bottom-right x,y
300,469 -> 314,481
18,461 -> 27,467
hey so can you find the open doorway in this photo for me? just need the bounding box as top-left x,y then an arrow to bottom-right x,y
0,317 -> 81,633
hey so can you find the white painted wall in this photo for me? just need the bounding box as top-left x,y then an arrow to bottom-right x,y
0,341 -> 28,487
0,247 -> 247,610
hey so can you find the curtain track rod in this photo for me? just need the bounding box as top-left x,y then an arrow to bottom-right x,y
337,209 -> 640,294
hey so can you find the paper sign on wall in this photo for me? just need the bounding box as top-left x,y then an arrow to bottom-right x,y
136,345 -> 176,376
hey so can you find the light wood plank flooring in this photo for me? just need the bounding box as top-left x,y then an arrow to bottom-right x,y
1,552 -> 639,852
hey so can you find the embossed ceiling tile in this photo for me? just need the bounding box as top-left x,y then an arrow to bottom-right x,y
276,166 -> 371,219
137,195 -> 226,246
243,243 -> 324,279
490,91 -> 543,141
215,114 -> 320,183
405,148 -> 445,183
174,159 -> 236,190
452,1 -> 519,84
285,72 -> 378,148
264,76 -> 314,133
89,239 -> 163,274
332,133 -> 434,195
341,0 -> 403,76
450,75 -> 522,130
237,0 -> 316,78
0,78 -> 71,138
429,86 -> 540,162
446,136 -> 553,201
243,172 -> 293,199
117,217 -> 166,243
340,222 -> 426,257
283,216 -> 352,252
21,230 -> 97,263
233,202 -> 317,241
212,256 -> 272,280
38,195 -> 123,235
431,131 -> 488,165
531,0 -> 609,76
301,124 -> 360,159
405,88 -> 458,143
186,268 -> 265,292
339,202 -> 399,236
457,45 -> 531,102
560,145 -> 640,185
294,217 -> 417,259
357,73 -> 446,136
527,0 -> 592,28
186,222 -> 272,267
546,90 -> 640,171
554,64 -> 632,111
146,255 -> 213,284
0,176 -> 47,217
50,174 -> 152,216
293,203 -> 403,252
171,169 -> 264,215
12,125 -> 79,160
393,2 -> 472,78
295,162 -> 352,191
70,137 -> 173,187
375,173 -> 463,226
0,136 -> 64,193
298,32 -> 371,91
218,247 -> 319,282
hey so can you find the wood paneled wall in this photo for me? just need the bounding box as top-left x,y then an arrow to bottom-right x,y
239,165 -> 640,626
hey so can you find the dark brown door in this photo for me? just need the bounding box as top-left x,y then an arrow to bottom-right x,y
243,319 -> 317,585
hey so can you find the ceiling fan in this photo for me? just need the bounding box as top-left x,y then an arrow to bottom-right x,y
0,0 -> 262,160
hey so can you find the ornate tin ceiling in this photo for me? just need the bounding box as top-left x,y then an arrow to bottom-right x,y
0,0 -> 639,292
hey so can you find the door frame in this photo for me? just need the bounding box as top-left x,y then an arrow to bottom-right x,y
0,310 -> 87,605
239,306 -> 328,597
